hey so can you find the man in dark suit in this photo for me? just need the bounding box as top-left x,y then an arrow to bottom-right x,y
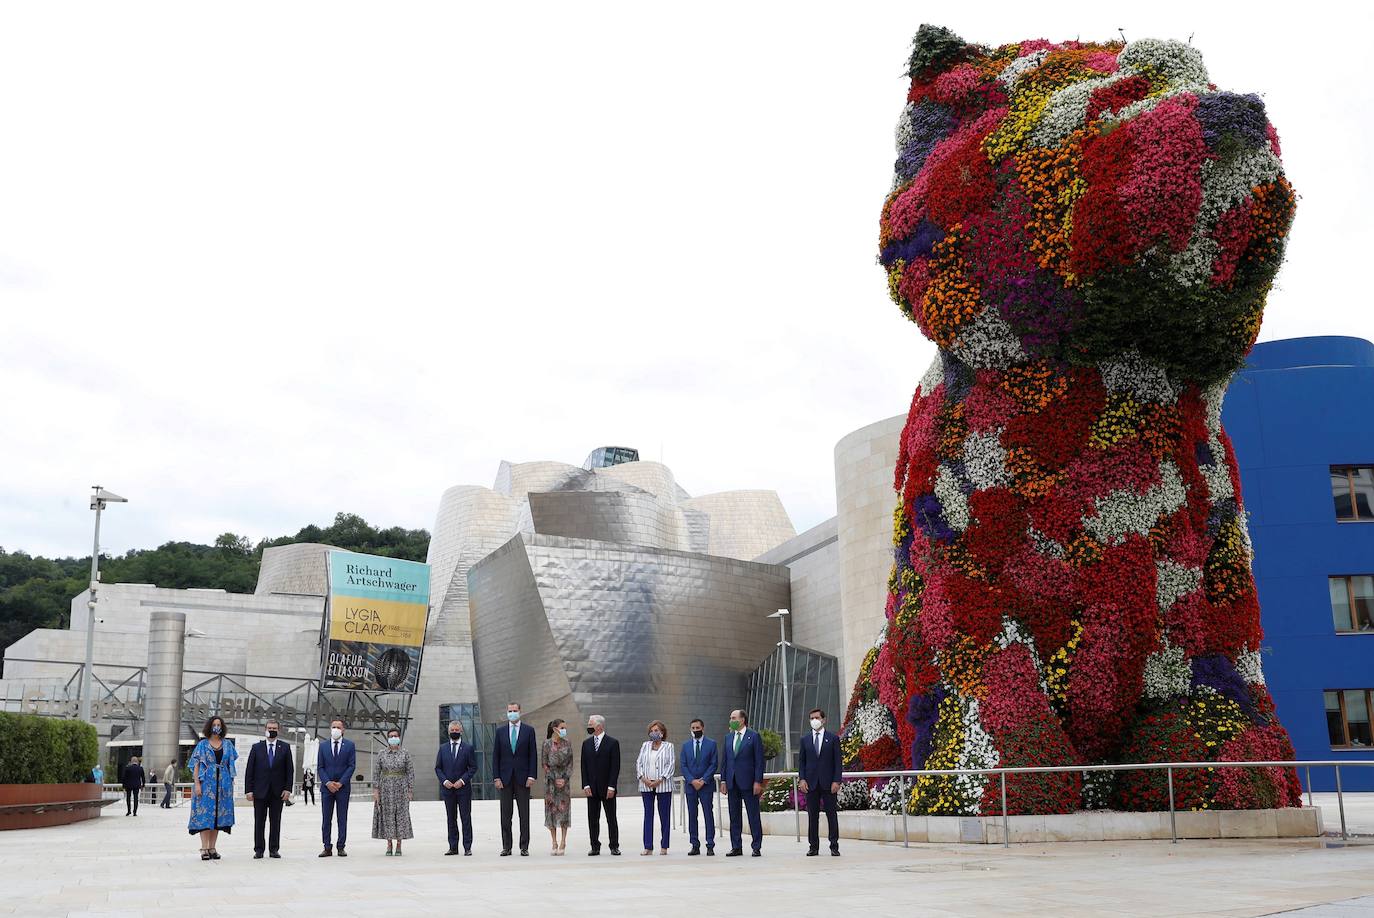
317,718 -> 356,857
121,757 -> 145,816
579,713 -> 621,856
680,717 -> 718,855
491,701 -> 538,856
245,719 -> 294,859
798,707 -> 842,857
435,718 -> 477,855
720,708 -> 765,856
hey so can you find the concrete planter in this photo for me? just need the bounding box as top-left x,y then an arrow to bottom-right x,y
752,806 -> 1323,844
0,783 -> 106,830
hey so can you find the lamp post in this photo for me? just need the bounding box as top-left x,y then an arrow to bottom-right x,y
81,486 -> 127,723
769,608 -> 792,772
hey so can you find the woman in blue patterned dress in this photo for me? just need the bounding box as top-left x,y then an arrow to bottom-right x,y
188,715 -> 237,861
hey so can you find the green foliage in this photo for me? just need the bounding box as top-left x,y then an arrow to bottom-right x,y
758,728 -> 783,761
907,24 -> 969,79
0,513 -> 430,674
0,712 -> 98,784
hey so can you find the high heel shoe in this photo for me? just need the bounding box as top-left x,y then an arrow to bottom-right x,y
200,850 -> 210,861
209,849 -> 221,860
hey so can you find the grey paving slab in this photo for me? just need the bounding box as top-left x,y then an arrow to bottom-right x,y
2,800 -> 1374,917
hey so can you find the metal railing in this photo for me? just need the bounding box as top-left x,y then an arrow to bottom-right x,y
670,759 -> 1374,849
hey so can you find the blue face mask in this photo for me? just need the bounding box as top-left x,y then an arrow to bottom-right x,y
211,725 -> 222,735
388,736 -> 401,747
558,728 -> 567,739
507,711 -> 519,722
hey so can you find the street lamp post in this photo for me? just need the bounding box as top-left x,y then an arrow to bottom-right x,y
769,608 -> 792,772
81,486 -> 127,723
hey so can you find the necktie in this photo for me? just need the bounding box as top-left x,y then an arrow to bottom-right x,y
333,741 -> 339,759
695,739 -> 701,761
595,735 -> 601,753
734,733 -> 742,755
268,743 -> 274,766
510,726 -> 518,752
815,732 -> 822,754
452,741 -> 458,757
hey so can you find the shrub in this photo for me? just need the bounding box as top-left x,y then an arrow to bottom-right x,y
0,713 -> 98,783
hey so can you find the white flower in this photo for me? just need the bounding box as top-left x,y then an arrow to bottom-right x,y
1236,648 -> 1267,685
1156,559 -> 1203,612
933,464 -> 971,532
1142,642 -> 1192,701
1028,526 -> 1067,560
950,306 -> 1026,370
963,429 -> 1009,490
1099,351 -> 1181,404
954,696 -> 998,814
837,780 -> 870,810
1117,38 -> 1209,92
918,353 -> 946,398
869,776 -> 912,814
853,701 -> 896,746
997,49 -> 1049,89
1083,460 -> 1188,544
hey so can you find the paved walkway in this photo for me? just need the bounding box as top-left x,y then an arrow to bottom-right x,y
3,798 -> 1374,917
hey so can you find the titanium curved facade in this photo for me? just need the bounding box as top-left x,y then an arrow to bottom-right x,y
255,542 -> 333,596
469,532 -> 790,793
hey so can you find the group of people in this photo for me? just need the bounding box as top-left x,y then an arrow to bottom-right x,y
180,705 -> 846,861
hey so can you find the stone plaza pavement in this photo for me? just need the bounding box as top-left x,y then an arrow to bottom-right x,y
2,797 -> 1373,918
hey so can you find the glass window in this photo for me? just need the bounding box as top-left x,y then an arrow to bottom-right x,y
1333,469 -> 1355,520
1356,469 -> 1374,520
1332,467 -> 1374,521
1327,691 -> 1346,746
1331,578 -> 1354,631
1353,577 -> 1374,631
1345,690 -> 1372,746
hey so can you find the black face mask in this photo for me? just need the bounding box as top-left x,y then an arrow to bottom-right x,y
449,732 -> 461,740
267,730 -> 278,739
691,729 -> 704,739
586,726 -> 596,735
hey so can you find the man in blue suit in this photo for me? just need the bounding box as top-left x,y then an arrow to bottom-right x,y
317,718 -> 356,857
719,708 -> 764,857
435,718 -> 477,855
798,707 -> 842,857
491,701 -> 538,856
681,717 -> 718,856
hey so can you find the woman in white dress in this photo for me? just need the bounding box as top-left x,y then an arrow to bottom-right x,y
636,720 -> 675,855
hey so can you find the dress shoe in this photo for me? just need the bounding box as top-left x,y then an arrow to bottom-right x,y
464,850 -> 472,856
500,849 -> 512,856
270,852 -> 281,859
830,848 -> 840,856
254,852 -> 264,859
337,848 -> 347,857
318,848 -> 332,858
688,845 -> 700,856
806,847 -> 818,856
588,848 -> 600,856
610,848 -> 621,856
445,848 -> 459,856
706,847 -> 715,856
726,849 -> 743,857
520,849 -> 529,856
752,850 -> 761,857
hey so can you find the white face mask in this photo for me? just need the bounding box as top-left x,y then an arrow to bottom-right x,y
330,728 -> 342,740
810,718 -> 824,731
388,736 -> 401,747
558,728 -> 567,739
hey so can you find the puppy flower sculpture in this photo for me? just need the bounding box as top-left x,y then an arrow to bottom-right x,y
842,26 -> 1301,815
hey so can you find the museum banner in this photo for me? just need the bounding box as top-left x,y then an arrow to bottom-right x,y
321,550 -> 430,693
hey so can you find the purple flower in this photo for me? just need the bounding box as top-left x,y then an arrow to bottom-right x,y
914,493 -> 956,543
1194,93 -> 1269,153
907,685 -> 948,768
1192,654 -> 1258,721
895,101 -> 957,182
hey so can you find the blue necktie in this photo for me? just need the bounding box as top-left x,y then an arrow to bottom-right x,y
268,744 -> 274,767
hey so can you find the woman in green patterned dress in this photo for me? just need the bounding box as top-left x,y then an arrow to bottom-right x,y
542,719 -> 572,855
371,728 -> 414,856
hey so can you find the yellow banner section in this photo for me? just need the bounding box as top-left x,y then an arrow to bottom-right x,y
328,596 -> 427,647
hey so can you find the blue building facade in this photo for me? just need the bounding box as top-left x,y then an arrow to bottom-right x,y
1223,336 -> 1374,790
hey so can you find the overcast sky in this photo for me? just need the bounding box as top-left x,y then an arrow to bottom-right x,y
2,2 -> 1370,560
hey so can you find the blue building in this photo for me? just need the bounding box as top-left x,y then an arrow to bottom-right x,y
1223,336 -> 1374,790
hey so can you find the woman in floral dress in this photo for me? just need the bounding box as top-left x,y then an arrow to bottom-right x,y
542,719 -> 572,854
371,728 -> 415,856
187,715 -> 237,861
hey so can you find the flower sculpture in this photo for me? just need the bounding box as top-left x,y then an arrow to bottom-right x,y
841,26 -> 1301,815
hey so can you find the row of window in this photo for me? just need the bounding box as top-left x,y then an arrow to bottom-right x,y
1326,690 -> 1374,748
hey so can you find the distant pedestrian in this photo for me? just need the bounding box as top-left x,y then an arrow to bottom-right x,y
122,757 -> 146,816
188,715 -> 237,861
371,728 -> 414,857
302,769 -> 316,805
542,719 -> 572,855
161,761 -> 177,808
